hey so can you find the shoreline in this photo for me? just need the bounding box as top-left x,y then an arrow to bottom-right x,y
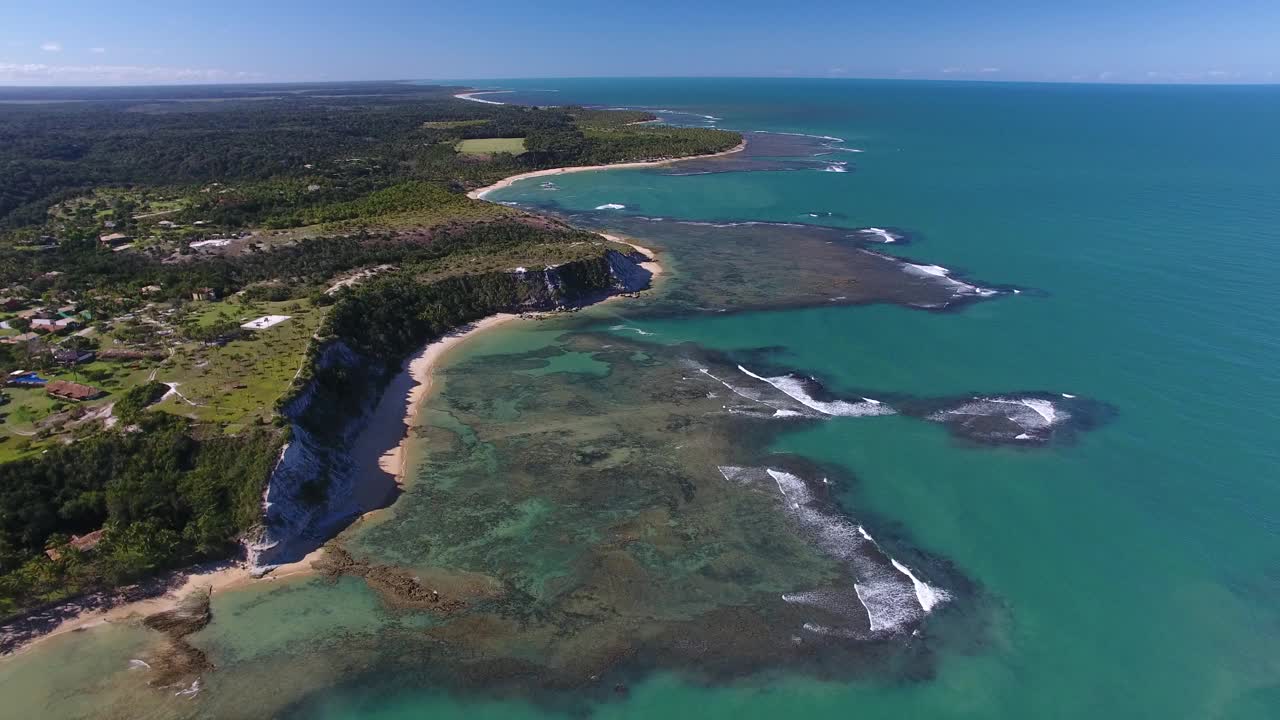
466,140 -> 747,200
0,551 -> 318,659
452,90 -> 510,105
371,314 -> 520,491
1,144 -> 680,660
0,315 -> 521,659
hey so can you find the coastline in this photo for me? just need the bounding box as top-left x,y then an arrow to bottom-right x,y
0,315 -> 521,658
1,148 -> 676,660
466,140 -> 747,199
370,313 -> 520,492
452,90 -> 510,105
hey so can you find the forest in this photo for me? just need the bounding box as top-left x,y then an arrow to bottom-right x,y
0,82 -> 739,620
0,81 -> 739,231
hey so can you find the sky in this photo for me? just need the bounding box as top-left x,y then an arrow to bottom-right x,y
1,0 -> 1277,86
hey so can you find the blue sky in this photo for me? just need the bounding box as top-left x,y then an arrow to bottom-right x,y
2,0 -> 1277,85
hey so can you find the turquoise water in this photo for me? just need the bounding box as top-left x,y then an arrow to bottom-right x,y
476,79 -> 1280,717
5,78 -> 1279,718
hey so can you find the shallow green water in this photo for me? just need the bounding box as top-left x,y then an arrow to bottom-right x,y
4,79 -> 1278,718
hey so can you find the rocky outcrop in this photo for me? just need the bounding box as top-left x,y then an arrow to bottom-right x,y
247,250 -> 650,572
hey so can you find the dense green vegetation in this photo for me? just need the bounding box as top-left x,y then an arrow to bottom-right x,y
0,81 -> 738,232
0,82 -> 738,621
0,414 -> 281,616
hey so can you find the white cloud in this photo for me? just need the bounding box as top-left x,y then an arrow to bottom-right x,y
89,47 -> 106,54
40,41 -> 62,52
980,67 -> 1001,73
0,62 -> 263,85
941,67 -> 964,74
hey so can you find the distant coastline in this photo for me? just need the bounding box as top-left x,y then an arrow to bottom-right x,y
453,90 -> 513,105
466,139 -> 747,199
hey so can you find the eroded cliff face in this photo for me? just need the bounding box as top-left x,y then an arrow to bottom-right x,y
247,251 -> 651,571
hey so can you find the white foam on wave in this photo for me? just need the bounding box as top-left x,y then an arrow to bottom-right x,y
930,396 -> 1070,434
1061,392 -> 1076,399
906,263 -> 951,278
738,366 -> 894,418
858,524 -> 950,615
594,203 -> 626,210
822,163 -> 849,173
717,465 -> 752,484
699,368 -> 769,405
128,658 -> 152,670
773,409 -> 805,418
610,324 -> 654,336
174,679 -> 201,698
891,559 -> 950,613
859,227 -> 898,243
753,130 -> 847,142
893,259 -> 1002,299
766,470 -> 927,634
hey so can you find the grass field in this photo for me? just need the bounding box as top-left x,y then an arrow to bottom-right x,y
154,299 -> 327,432
0,359 -> 158,462
455,137 -> 526,156
0,298 -> 326,461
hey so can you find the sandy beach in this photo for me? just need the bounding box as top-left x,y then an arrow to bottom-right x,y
0,315 -> 522,658
369,314 -> 519,491
466,140 -> 747,199
1,147 -> 674,660
0,551 -> 318,658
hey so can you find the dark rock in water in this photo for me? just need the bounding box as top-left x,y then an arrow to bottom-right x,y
141,588 -> 214,689
901,392 -> 1116,446
315,545 -> 504,613
702,354 -> 1111,448
143,587 -> 212,637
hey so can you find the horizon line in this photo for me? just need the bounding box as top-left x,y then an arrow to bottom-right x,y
1,75 -> 1278,91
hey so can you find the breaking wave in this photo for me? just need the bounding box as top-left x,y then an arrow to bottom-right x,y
737,366 -> 894,417
760,469 -> 948,635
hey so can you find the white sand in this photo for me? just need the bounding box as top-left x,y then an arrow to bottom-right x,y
372,314 -> 519,490
2,184 -> 674,657
466,140 -> 747,200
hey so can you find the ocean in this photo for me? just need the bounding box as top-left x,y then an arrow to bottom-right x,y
4,78 -> 1279,718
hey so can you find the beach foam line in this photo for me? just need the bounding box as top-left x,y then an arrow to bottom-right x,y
453,90 -> 511,105
595,203 -> 626,210
465,140 -> 747,199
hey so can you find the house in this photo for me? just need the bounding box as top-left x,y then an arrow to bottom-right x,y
31,317 -> 80,333
5,369 -> 46,386
98,232 -> 132,248
46,379 -> 105,402
140,284 -> 163,296
192,287 -> 218,301
1,332 -> 42,347
45,529 -> 106,561
52,348 -> 95,365
0,296 -> 24,311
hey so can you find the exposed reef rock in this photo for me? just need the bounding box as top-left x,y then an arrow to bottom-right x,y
690,358 -> 1112,447
140,588 -> 214,690
315,545 -> 504,613
248,250 -> 652,571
